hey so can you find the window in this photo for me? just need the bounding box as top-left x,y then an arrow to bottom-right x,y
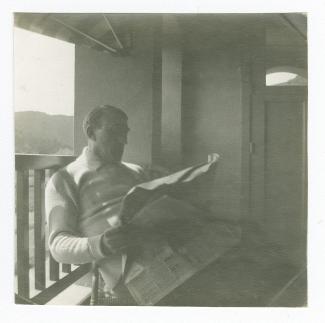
14,27 -> 75,155
266,66 -> 307,87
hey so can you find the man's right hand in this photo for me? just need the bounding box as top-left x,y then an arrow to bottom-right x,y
100,224 -> 144,255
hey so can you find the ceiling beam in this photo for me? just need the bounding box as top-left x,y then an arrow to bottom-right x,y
102,14 -> 124,50
50,15 -> 118,54
279,13 -> 307,43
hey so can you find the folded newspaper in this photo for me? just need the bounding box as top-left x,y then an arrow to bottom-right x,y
117,155 -> 241,305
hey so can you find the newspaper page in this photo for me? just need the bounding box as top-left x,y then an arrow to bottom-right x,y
117,158 -> 241,305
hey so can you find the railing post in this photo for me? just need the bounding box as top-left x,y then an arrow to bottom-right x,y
62,264 -> 72,274
49,254 -> 60,281
34,169 -> 46,290
48,168 -> 61,281
16,170 -> 30,299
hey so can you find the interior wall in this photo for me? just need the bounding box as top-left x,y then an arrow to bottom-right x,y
182,46 -> 243,221
74,23 -> 155,166
74,18 -> 245,222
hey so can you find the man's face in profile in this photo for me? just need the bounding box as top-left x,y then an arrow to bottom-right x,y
92,112 -> 130,163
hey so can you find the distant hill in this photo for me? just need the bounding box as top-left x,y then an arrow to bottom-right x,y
15,111 -> 74,155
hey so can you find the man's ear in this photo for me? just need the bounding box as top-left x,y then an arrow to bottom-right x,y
86,126 -> 96,140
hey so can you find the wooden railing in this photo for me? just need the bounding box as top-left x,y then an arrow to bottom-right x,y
15,154 -> 90,305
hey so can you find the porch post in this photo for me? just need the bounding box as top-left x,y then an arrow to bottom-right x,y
160,15 -> 183,170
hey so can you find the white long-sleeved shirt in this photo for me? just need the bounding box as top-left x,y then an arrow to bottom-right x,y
45,147 -> 146,288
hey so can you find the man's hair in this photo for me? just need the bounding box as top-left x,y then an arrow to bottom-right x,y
82,105 -> 128,137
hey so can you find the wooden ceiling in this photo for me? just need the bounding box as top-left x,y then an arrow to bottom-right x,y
14,13 -> 307,55
14,13 -> 139,55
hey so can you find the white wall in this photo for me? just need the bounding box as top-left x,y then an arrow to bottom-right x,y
182,47 -> 243,221
74,23 -> 155,166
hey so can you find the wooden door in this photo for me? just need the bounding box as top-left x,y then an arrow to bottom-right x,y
250,86 -> 307,267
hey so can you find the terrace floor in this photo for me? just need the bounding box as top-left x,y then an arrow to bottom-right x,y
157,244 -> 306,307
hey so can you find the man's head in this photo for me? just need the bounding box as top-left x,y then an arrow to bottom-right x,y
83,105 -> 129,164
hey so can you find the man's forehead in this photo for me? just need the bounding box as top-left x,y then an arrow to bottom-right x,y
101,111 -> 128,126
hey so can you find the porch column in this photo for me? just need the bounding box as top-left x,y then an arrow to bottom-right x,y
160,15 -> 183,169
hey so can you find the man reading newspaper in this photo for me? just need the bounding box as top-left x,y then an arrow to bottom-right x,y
45,105 -> 241,305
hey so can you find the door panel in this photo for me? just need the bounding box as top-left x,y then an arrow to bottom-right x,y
251,88 -> 307,267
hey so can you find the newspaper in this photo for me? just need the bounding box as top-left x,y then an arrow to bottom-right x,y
117,157 -> 241,305
124,196 -> 241,305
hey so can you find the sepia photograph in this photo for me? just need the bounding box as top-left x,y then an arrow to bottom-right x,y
12,11 -> 309,308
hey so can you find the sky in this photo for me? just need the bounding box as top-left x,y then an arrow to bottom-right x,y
14,27 -> 75,116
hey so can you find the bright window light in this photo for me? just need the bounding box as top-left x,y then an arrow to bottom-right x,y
14,27 -> 75,155
14,27 -> 75,116
266,67 -> 307,86
266,72 -> 297,86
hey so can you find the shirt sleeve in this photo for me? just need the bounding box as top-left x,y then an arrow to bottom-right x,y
45,172 -> 106,264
